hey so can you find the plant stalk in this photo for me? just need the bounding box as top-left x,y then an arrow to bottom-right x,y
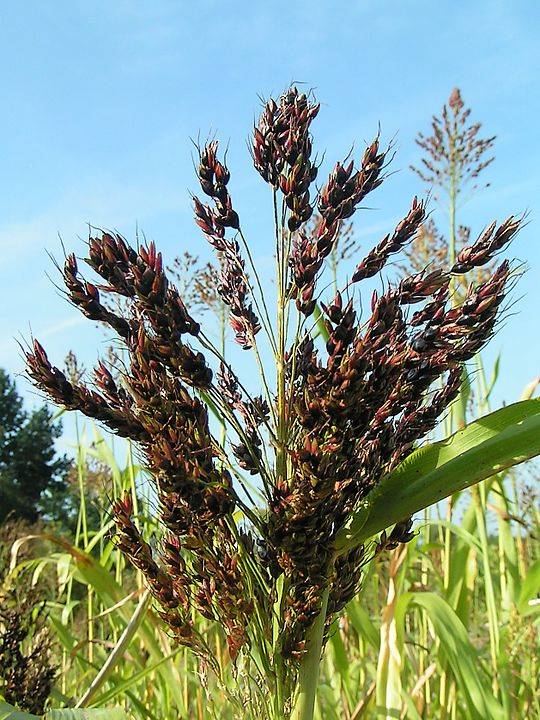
290,585 -> 330,720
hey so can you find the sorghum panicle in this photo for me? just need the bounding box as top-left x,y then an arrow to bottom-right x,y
25,86 -> 522,699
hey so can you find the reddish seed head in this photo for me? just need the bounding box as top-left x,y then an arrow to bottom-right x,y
24,87 -> 522,667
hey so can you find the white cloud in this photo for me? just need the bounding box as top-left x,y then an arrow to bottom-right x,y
0,173 -> 188,264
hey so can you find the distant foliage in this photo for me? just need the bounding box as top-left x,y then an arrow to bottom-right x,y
0,368 -> 72,526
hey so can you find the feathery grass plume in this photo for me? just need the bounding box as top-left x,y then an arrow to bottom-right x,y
25,86 -> 524,719
168,252 -> 224,316
406,87 -> 500,300
411,86 -> 495,195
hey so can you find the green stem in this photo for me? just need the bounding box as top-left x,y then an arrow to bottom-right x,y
75,412 -> 88,548
274,190 -> 288,488
291,586 -> 330,720
330,246 -> 338,296
219,303 -> 227,447
441,147 -> 463,702
448,160 -> 465,431
471,484 -> 500,688
449,173 -> 457,268
238,227 -> 277,353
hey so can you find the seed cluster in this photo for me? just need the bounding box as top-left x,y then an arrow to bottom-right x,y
252,87 -> 320,230
194,143 -> 261,348
268,222 -> 517,655
26,86 -> 521,682
290,140 -> 387,315
26,233 -> 253,658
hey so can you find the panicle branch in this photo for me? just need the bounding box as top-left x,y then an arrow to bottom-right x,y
289,139 -> 388,317
253,87 -> 319,231
194,141 -> 263,349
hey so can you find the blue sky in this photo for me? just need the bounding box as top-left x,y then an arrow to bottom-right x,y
1,0 -> 538,439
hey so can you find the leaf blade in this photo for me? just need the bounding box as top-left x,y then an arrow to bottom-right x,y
336,399 -> 540,552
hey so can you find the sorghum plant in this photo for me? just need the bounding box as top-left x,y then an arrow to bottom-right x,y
25,86 -> 534,719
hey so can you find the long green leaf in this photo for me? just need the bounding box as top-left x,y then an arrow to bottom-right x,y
420,519 -> 482,552
395,593 -> 505,720
485,353 -> 501,402
347,601 -> 379,651
313,302 -> 330,342
336,399 -> 540,552
0,704 -> 129,720
77,590 -> 152,707
0,702 -> 39,720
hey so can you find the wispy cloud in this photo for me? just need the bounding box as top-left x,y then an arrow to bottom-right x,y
40,315 -> 87,339
0,315 -> 86,364
0,176 -> 186,263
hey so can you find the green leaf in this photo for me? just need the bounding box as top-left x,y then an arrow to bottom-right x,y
329,630 -> 349,683
485,353 -> 501,402
336,399 -> 540,552
395,593 -> 505,720
457,365 -> 471,422
518,558 -> 540,616
76,590 -> 152,707
198,389 -> 224,425
346,600 -> 379,651
399,691 -> 423,720
0,705 -> 129,720
0,701 -> 39,719
420,519 -> 482,552
313,303 -> 330,343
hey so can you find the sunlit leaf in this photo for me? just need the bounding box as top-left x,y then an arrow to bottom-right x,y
336,399 -> 540,552
395,593 -> 505,720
